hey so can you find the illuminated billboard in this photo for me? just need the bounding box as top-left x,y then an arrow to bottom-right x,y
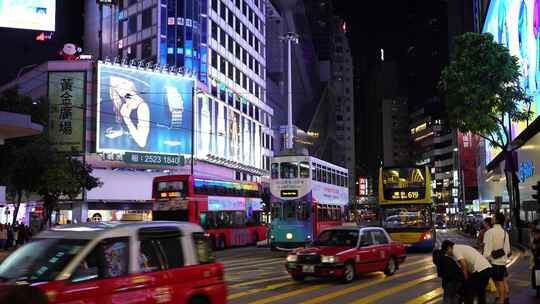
0,0 -> 56,31
97,63 -> 194,155
483,0 -> 540,163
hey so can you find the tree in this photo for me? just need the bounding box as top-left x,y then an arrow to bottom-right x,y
440,32 -> 533,241
37,155 -> 101,227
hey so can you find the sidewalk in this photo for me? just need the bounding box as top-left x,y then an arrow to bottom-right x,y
507,250 -> 539,303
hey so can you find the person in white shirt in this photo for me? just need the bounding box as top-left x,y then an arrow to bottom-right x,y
442,240 -> 492,304
483,213 -> 511,304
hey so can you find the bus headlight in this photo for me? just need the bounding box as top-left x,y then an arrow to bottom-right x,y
286,233 -> 293,240
286,254 -> 298,262
306,234 -> 312,239
321,255 -> 337,263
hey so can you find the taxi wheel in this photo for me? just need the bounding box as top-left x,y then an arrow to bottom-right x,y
384,257 -> 397,276
341,262 -> 356,283
291,274 -> 305,281
187,296 -> 210,304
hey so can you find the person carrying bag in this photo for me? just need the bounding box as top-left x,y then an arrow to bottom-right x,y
483,213 -> 511,304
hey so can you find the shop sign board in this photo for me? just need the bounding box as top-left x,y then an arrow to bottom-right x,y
123,152 -> 185,166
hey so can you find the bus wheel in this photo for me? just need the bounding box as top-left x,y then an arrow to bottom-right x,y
341,262 -> 356,283
384,257 -> 397,276
218,235 -> 226,250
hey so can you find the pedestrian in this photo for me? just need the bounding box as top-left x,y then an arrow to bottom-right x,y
441,240 -> 492,304
433,248 -> 465,304
6,224 -> 13,249
477,217 -> 493,251
0,224 -> 6,250
483,213 -> 511,304
531,223 -> 540,298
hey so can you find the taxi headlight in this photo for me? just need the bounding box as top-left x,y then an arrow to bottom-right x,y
286,233 -> 293,240
286,254 -> 298,262
321,255 -> 337,263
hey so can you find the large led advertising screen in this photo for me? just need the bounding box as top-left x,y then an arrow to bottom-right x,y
0,0 -> 56,31
97,63 -> 194,155
483,0 -> 540,163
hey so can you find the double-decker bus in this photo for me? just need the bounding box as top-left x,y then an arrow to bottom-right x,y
269,154 -> 349,249
152,175 -> 267,249
378,166 -> 435,250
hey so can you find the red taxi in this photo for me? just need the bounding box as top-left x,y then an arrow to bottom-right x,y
0,221 -> 226,304
285,226 -> 406,283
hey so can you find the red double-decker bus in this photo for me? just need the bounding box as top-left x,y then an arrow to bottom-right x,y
152,175 -> 267,249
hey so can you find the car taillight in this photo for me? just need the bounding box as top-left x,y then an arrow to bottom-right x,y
421,231 -> 432,240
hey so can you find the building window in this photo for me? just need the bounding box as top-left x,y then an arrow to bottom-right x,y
118,21 -> 124,39
220,57 -> 226,74
211,21 -> 217,40
249,79 -> 254,93
220,30 -> 226,47
141,39 -> 152,59
242,49 -> 247,65
228,10 -> 234,27
235,44 -> 241,59
211,0 -> 218,11
211,51 -> 217,68
235,0 -> 241,9
220,1 -> 226,20
242,74 -> 247,89
249,32 -> 253,47
254,39 -> 259,53
142,8 -> 152,29
235,18 -> 241,34
242,2 -> 247,16
242,24 -> 247,41
228,36 -> 234,53
248,55 -> 253,70
228,62 -> 234,79
128,15 -> 137,35
255,16 -> 259,30
248,8 -> 253,24
235,69 -> 241,84
129,0 -> 137,5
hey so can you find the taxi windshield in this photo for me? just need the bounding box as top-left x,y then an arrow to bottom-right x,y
0,238 -> 88,283
314,230 -> 359,247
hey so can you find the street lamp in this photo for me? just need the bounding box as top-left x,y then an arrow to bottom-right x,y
279,32 -> 299,150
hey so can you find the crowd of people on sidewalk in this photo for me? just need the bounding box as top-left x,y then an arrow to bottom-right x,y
434,213 -> 540,304
0,223 -> 32,251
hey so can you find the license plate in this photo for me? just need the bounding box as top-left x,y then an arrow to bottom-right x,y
302,265 -> 315,273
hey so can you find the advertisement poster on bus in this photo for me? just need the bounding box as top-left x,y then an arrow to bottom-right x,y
97,63 -> 194,155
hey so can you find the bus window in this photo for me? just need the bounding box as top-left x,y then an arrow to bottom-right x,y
271,163 -> 279,179
280,162 -> 298,179
296,201 -> 309,220
321,168 -> 327,183
331,171 -> 336,185
271,204 -> 281,219
311,165 -> 316,181
299,162 -> 310,178
316,166 -> 321,182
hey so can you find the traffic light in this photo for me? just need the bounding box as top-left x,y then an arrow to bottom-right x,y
532,181 -> 540,203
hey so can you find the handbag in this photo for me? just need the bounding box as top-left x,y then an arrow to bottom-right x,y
490,231 -> 507,259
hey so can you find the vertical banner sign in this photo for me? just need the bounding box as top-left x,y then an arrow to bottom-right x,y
48,71 -> 85,152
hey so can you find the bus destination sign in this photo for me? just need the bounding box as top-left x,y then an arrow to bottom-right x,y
280,190 -> 298,198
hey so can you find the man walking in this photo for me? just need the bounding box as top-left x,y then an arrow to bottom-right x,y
441,240 -> 492,304
484,213 -> 511,304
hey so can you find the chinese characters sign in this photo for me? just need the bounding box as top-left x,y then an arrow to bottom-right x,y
48,72 -> 85,152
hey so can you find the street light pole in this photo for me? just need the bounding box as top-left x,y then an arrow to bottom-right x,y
279,32 -> 299,150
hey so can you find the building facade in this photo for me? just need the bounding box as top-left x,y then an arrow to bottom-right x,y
382,98 -> 411,167
85,0 -> 274,175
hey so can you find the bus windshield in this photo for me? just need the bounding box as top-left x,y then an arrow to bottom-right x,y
381,205 -> 432,229
280,201 -> 309,220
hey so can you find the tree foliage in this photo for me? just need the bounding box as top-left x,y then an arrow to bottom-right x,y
440,32 -> 533,150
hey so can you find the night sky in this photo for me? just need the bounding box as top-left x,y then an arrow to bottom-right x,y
0,0 -> 84,86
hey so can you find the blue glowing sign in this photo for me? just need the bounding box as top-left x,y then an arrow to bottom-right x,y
97,63 -> 194,155
518,160 -> 535,183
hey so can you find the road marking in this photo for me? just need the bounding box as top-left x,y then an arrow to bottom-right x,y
350,273 -> 438,304
298,264 -> 435,304
405,287 -> 444,304
245,283 -> 332,304
226,259 -> 284,271
228,275 -> 291,288
228,281 -> 299,300
425,296 -> 443,304
223,257 -> 284,267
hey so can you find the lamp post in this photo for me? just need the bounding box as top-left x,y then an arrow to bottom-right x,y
279,32 -> 299,150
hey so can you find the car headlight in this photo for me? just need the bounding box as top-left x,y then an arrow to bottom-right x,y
321,255 -> 337,263
286,254 -> 298,262
286,233 -> 293,240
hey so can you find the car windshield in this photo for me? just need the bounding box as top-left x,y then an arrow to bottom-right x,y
314,230 -> 359,247
381,205 -> 432,229
0,238 -> 89,283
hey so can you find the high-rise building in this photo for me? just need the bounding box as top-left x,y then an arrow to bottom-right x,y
84,0 -> 274,177
382,98 -> 411,167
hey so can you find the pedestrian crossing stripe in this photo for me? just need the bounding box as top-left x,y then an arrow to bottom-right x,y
350,273 -> 438,304
228,275 -> 291,288
298,264 -> 435,304
246,283 -> 333,304
228,281 -> 299,300
404,287 -> 443,304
